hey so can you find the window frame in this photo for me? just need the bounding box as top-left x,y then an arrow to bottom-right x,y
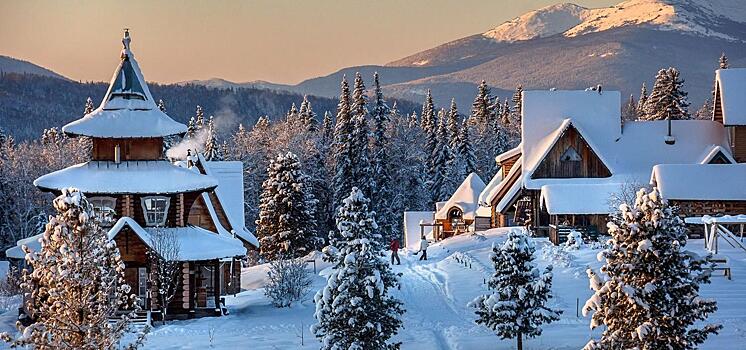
140,196 -> 171,227
89,196 -> 117,226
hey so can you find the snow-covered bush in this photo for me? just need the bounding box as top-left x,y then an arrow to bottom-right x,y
265,256 -> 313,308
147,228 -> 181,321
564,230 -> 584,250
312,188 -> 404,350
0,188 -> 147,349
0,266 -> 22,297
469,231 -> 562,350
583,187 -> 720,350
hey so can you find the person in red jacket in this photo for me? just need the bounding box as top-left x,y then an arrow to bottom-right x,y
390,238 -> 401,265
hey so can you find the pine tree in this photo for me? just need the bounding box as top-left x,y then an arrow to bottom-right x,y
157,99 -> 166,112
256,152 -> 319,260
421,90 -> 437,172
469,231 -> 561,350
312,188 -> 404,350
187,117 -> 196,138
429,109 -> 453,202
370,72 -> 396,241
350,72 -> 372,197
471,81 -> 493,128
84,97 -> 95,114
458,120 -> 478,175
511,84 -> 523,121
0,188 -> 146,349
321,111 -> 334,146
332,76 -> 355,210
622,94 -> 637,122
203,116 -> 221,161
286,103 -> 299,124
719,52 -> 729,69
582,188 -> 720,350
195,105 -> 205,130
642,68 -> 690,121
636,83 -> 648,119
299,95 -> 318,131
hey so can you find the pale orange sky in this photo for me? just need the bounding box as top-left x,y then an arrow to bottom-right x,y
0,0 -> 618,84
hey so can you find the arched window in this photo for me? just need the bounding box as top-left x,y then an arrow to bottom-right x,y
448,207 -> 463,222
141,196 -> 170,226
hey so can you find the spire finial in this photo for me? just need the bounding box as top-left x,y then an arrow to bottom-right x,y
122,28 -> 131,50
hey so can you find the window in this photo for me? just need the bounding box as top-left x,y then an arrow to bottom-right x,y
141,196 -> 170,226
560,146 -> 582,162
89,196 -> 117,226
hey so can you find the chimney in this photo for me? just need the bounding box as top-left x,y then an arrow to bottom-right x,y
186,149 -> 194,167
664,110 -> 675,145
114,144 -> 121,163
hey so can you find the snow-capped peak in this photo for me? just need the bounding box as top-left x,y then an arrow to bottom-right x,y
483,0 -> 746,43
482,3 -> 589,42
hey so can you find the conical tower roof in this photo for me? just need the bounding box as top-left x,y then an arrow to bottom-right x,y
63,30 -> 187,138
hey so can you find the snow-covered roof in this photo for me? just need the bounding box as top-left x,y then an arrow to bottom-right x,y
520,90 -> 731,190
34,161 -> 218,194
699,145 -> 736,164
435,173 -> 486,220
7,216 -> 246,261
715,68 -> 746,126
62,30 -> 187,138
651,164 -> 746,201
540,183 -> 619,215
495,144 -> 521,163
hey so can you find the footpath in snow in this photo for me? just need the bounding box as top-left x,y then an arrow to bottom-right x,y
2,227 -> 745,349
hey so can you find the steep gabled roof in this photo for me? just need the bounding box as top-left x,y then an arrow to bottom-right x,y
62,30 -> 187,138
699,145 -> 736,164
714,68 -> 746,126
435,173 -> 486,220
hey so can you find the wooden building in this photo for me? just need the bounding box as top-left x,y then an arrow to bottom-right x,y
432,173 -> 485,241
7,30 -> 257,319
479,88 -> 745,244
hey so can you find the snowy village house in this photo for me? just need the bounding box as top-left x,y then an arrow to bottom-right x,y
430,173 -> 486,241
479,88 -> 746,245
6,31 -> 258,320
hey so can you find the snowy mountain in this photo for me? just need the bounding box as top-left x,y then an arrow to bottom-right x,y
482,0 -> 746,43
177,78 -> 293,92
273,0 -> 746,109
0,55 -> 69,80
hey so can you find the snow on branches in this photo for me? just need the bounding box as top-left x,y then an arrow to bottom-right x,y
0,188 -> 146,349
583,187 -> 720,350
469,230 -> 561,350
312,188 -> 404,350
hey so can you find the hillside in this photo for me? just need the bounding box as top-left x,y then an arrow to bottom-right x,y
0,55 -> 69,81
0,74 -> 409,141
189,0 -> 746,109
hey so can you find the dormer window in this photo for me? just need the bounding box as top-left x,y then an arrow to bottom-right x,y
141,196 -> 170,226
89,196 -> 117,227
560,146 -> 582,162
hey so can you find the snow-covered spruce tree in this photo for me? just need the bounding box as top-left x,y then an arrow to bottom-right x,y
350,72 -> 373,197
312,188 -> 404,350
421,90 -> 437,184
204,116 -> 222,161
642,68 -> 690,121
0,188 -> 146,349
332,75 -> 355,210
370,72 -> 396,241
195,105 -> 205,130
256,152 -> 319,260
299,95 -> 318,131
469,230 -> 561,350
636,82 -> 648,119
458,119 -> 478,175
84,97 -> 95,114
583,187 -> 720,350
429,109 -> 454,203
511,84 -> 523,121
622,94 -> 637,123
719,52 -> 729,69
187,117 -> 196,138
471,81 -> 494,128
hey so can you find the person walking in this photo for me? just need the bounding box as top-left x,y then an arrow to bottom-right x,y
418,236 -> 429,261
390,238 -> 401,265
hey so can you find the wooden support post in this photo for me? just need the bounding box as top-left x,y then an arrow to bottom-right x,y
213,260 -> 221,314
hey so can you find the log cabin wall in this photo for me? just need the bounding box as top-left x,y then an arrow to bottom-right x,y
92,138 -> 163,161
114,228 -> 148,265
532,126 -> 611,179
187,195 -> 217,231
732,126 -> 746,163
672,200 -> 746,217
500,154 -> 520,178
207,191 -> 233,231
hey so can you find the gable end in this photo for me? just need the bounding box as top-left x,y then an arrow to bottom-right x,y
532,125 -> 611,179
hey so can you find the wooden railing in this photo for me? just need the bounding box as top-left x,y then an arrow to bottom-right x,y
549,225 -> 601,245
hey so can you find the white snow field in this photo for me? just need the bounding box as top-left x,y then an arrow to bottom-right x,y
3,227 -> 746,349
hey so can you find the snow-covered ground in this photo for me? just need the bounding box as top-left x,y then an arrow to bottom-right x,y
2,227 -> 745,349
